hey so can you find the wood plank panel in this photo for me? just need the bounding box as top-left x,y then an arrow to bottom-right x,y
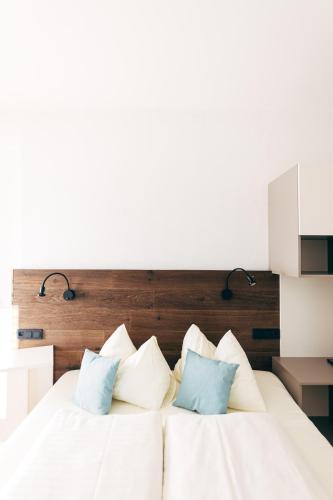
130,309 -> 279,334
18,306 -> 131,330
14,289 -> 154,309
155,289 -> 278,310
14,269 -> 280,381
13,270 -> 156,291
19,330 -> 106,350
13,269 -> 278,294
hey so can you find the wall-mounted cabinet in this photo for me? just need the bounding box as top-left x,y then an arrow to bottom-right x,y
269,165 -> 333,277
300,236 -> 333,275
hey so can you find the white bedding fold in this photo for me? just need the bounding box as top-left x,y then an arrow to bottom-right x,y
163,412 -> 329,500
1,410 -> 163,500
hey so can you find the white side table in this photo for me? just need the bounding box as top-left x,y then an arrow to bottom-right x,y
0,345 -> 53,440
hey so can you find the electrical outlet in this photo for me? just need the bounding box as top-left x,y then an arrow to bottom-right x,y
17,329 -> 43,340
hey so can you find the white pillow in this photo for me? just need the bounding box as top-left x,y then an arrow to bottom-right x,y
215,330 -> 266,412
174,324 -> 215,382
113,336 -> 173,410
99,324 -> 136,360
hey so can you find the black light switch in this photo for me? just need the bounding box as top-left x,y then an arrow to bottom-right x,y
17,329 -> 43,340
252,328 -> 280,340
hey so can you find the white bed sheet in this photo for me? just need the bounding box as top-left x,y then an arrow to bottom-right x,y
163,412 -> 329,500
0,370 -> 332,497
1,410 -> 162,500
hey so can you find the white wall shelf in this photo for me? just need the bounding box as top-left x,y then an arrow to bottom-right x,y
269,165 -> 333,277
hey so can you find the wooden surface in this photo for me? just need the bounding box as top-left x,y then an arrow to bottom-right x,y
272,357 -> 333,386
13,270 -> 280,381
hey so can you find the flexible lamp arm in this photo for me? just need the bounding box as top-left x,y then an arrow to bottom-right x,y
38,272 -> 75,301
225,268 -> 255,289
222,268 -> 256,300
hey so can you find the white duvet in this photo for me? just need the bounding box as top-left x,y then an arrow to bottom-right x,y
1,379 -> 332,500
1,410 -> 162,500
163,412 -> 330,500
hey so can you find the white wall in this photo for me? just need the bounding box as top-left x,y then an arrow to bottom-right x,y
281,276 -> 333,357
5,110 -> 333,276
0,116 -> 21,348
1,1 -> 333,355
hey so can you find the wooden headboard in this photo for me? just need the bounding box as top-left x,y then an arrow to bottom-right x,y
13,270 -> 279,381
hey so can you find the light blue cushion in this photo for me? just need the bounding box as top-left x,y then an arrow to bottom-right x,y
173,349 -> 239,415
74,349 -> 120,415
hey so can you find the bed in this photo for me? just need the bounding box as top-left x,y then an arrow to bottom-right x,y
0,369 -> 332,499
5,269 -> 333,499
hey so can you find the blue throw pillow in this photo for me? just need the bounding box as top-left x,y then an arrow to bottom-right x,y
173,349 -> 239,415
74,349 -> 120,415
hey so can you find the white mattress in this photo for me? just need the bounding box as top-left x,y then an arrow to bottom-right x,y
0,370 -> 332,497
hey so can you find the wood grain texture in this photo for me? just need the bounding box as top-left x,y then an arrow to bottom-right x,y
13,270 -> 280,381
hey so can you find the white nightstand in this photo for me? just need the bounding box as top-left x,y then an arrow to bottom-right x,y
0,345 -> 53,440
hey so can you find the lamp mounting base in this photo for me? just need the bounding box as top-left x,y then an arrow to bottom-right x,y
222,288 -> 233,300
63,289 -> 76,301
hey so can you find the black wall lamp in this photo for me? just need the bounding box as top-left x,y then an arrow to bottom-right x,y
38,272 -> 76,301
222,268 -> 256,300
